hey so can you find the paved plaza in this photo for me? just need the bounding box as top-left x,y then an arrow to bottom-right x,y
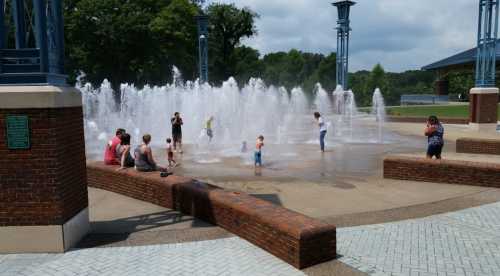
2,200 -> 500,275
338,201 -> 500,276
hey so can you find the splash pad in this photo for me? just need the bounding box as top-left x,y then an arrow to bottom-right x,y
82,69 -> 398,166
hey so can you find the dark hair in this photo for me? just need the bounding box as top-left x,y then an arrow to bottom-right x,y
143,134 -> 151,144
428,115 -> 439,125
120,133 -> 131,145
116,128 -> 126,136
314,112 -> 321,119
258,135 -> 264,140
174,112 -> 179,116
166,138 -> 172,143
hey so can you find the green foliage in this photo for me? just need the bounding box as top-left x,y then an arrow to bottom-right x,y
207,3 -> 259,83
387,104 -> 500,120
231,46 -> 264,84
62,0 -> 477,108
64,0 -> 199,89
448,71 -> 474,97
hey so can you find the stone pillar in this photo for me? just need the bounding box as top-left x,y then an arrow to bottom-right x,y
0,86 -> 89,253
469,87 -> 499,132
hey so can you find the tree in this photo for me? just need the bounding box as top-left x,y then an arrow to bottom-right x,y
150,0 -> 199,81
231,46 -> 264,85
207,3 -> 258,83
64,0 -> 199,89
314,53 -> 337,92
362,63 -> 389,106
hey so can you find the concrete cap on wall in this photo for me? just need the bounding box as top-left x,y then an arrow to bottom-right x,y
0,85 -> 82,109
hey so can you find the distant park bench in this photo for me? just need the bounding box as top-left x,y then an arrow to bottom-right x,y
401,94 -> 449,105
86,162 -> 337,269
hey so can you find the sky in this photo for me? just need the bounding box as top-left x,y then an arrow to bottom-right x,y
214,0 -> 479,73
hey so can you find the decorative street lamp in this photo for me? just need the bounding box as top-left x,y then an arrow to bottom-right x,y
196,15 -> 209,84
469,0 -> 499,131
332,0 -> 355,90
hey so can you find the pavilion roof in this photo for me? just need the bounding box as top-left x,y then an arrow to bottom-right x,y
422,39 -> 500,71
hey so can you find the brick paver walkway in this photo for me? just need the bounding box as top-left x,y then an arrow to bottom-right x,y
337,202 -> 500,276
0,238 -> 304,276
2,201 -> 500,275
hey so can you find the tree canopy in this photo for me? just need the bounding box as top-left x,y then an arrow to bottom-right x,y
61,0 -> 472,106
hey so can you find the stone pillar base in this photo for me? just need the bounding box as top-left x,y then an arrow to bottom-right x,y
0,208 -> 89,253
469,123 -> 499,133
469,87 -> 499,132
0,86 -> 89,253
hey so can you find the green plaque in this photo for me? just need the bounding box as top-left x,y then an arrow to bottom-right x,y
6,115 -> 30,150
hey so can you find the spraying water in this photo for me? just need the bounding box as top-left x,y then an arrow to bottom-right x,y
81,69 -> 388,161
371,88 -> 386,142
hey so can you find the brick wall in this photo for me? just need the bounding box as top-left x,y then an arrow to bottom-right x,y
0,107 -> 88,226
456,138 -> 500,155
384,156 -> 500,188
87,163 -> 336,269
387,116 -> 469,124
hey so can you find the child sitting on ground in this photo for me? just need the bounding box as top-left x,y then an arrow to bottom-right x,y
255,135 -> 264,167
166,138 -> 177,167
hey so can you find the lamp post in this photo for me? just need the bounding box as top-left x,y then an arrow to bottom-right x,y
196,15 -> 209,83
470,0 -> 499,131
332,0 -> 355,90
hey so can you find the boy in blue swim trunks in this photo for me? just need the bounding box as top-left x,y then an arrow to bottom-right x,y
255,135 -> 264,167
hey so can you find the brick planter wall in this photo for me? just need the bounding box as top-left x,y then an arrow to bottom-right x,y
0,107 -> 88,226
387,116 -> 469,124
87,162 -> 336,269
384,156 -> 500,188
456,138 -> 500,155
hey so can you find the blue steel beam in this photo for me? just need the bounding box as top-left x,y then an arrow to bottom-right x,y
33,0 -> 48,72
476,0 -> 499,87
0,0 -> 5,49
11,0 -> 26,49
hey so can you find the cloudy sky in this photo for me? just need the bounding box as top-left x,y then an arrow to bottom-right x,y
215,0 -> 478,73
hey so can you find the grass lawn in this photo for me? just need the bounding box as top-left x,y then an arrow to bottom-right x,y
386,104 -> 500,120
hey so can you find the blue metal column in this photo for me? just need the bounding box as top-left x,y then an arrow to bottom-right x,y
48,0 -> 65,74
196,15 -> 209,83
0,0 -> 5,49
333,1 -> 355,90
33,0 -> 49,72
11,0 -> 26,49
475,0 -> 499,87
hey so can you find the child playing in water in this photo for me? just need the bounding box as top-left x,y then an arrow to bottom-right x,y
255,135 -> 264,167
166,138 -> 177,167
241,141 -> 248,153
205,116 -> 214,142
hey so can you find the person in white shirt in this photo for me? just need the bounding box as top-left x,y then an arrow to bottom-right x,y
166,138 -> 177,167
314,112 -> 327,152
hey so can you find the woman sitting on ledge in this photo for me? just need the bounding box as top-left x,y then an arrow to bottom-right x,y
425,115 -> 444,160
116,133 -> 134,170
134,134 -> 164,172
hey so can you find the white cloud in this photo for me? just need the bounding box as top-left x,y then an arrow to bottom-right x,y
213,0 -> 480,72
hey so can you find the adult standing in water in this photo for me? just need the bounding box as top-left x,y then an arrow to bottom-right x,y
425,115 -> 444,159
171,112 -> 184,153
314,112 -> 327,152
